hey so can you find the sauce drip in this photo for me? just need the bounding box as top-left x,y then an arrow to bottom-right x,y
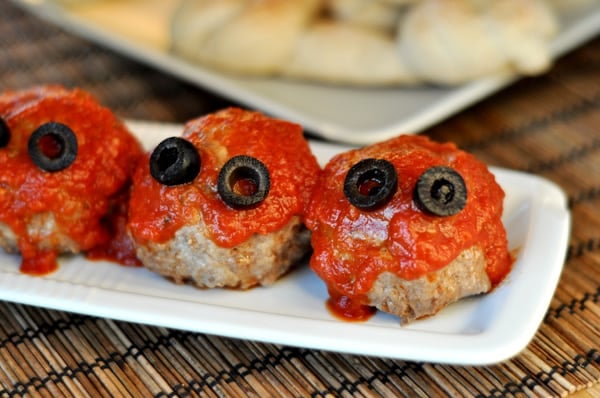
326,293 -> 376,322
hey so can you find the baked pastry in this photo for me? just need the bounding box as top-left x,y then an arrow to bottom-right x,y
170,0 -> 417,85
52,0 -> 562,86
0,85 -> 143,274
54,0 -> 179,49
305,135 -> 512,323
169,0 -> 560,86
171,0 -> 322,75
325,0 -> 408,31
283,20 -> 416,85
127,108 -> 320,289
396,0 -> 559,84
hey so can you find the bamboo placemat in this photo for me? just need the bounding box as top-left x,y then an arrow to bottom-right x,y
0,1 -> 599,396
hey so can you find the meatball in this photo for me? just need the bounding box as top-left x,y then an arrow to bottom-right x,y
305,135 -> 512,323
0,85 -> 143,274
127,108 -> 320,289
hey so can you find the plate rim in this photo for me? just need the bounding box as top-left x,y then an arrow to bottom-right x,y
0,120 -> 572,365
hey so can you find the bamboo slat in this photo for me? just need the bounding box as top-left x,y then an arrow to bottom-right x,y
0,1 -> 598,396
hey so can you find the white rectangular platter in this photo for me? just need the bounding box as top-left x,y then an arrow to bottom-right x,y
12,0 -> 600,145
0,120 -> 571,365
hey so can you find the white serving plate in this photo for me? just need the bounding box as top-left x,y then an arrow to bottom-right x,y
0,120 -> 571,365
12,0 -> 600,145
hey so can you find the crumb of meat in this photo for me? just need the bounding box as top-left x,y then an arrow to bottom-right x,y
0,223 -> 17,253
135,215 -> 311,289
0,213 -> 81,254
367,246 -> 491,324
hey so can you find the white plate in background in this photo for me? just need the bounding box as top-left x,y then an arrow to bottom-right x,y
12,0 -> 600,145
0,121 -> 571,364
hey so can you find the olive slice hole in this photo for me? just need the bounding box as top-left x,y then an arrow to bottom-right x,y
155,147 -> 179,172
218,155 -> 270,209
431,179 -> 455,204
38,134 -> 64,159
231,173 -> 259,197
28,122 -> 78,172
344,158 -> 397,211
414,166 -> 467,216
0,117 -> 9,148
357,171 -> 386,197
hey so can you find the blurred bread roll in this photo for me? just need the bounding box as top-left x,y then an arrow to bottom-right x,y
171,0 -> 416,85
325,0 -> 407,31
171,0 -> 321,74
169,0 -> 561,86
58,0 -> 180,50
283,21 -> 416,85
396,0 -> 559,84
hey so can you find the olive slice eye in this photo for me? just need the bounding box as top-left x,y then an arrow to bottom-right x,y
218,155 -> 270,209
0,117 -> 10,148
414,166 -> 467,216
343,158 -> 398,211
28,122 -> 78,172
149,137 -> 201,186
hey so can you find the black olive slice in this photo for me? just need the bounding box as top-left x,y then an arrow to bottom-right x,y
414,166 -> 467,216
149,137 -> 201,186
218,155 -> 270,209
28,122 -> 78,172
343,158 -> 398,211
0,117 -> 9,148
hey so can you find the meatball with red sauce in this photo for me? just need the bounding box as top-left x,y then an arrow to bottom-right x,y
306,135 -> 512,323
127,108 -> 321,289
0,85 -> 144,275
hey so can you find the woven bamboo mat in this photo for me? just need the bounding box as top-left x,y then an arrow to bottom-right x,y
1,1 -> 599,396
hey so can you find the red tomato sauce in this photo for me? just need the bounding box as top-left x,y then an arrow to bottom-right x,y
128,108 -> 321,248
0,86 -> 143,274
86,187 -> 142,267
306,135 -> 512,321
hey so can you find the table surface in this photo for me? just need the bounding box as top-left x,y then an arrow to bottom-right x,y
1,1 -> 599,397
